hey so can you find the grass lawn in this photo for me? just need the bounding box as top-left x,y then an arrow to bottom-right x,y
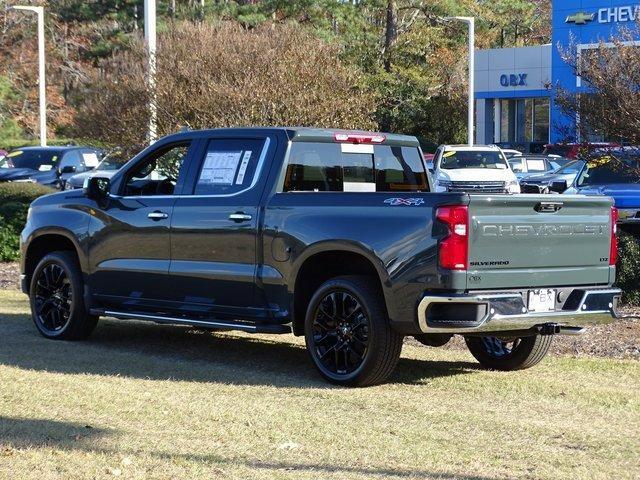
0,289 -> 638,479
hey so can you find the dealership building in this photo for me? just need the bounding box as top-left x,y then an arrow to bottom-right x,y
475,0 -> 640,147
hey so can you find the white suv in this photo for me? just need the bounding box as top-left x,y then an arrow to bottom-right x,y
432,145 -> 520,194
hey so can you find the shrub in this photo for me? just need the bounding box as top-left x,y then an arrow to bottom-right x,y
0,182 -> 53,261
73,21 -> 377,156
616,231 -> 640,306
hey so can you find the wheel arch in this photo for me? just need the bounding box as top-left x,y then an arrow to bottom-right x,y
23,229 -> 85,289
290,242 -> 392,336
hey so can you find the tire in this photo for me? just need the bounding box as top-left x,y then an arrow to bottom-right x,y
464,334 -> 553,371
304,275 -> 403,387
29,251 -> 98,340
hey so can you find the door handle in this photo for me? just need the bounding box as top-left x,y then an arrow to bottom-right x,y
229,213 -> 252,222
148,211 -> 169,220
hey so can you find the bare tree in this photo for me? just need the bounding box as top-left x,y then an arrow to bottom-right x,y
555,26 -> 640,144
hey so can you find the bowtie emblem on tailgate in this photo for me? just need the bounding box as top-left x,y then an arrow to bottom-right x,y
534,201 -> 563,213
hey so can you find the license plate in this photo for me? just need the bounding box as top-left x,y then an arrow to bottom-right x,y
528,289 -> 556,313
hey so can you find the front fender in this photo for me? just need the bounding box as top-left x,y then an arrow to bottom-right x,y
21,203 -> 92,276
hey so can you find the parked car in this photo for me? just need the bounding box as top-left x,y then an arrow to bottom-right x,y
520,160 -> 585,193
495,142 -> 546,154
0,146 -> 102,189
508,155 -> 558,180
432,144 -> 520,194
564,154 -> 640,229
500,149 -> 523,159
64,152 -> 128,190
543,142 -> 620,159
20,128 -> 620,386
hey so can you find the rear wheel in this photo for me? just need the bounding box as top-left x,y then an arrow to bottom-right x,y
30,251 -> 98,340
464,334 -> 552,371
304,275 -> 403,387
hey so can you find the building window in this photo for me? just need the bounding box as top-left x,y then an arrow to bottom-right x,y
533,98 -> 550,142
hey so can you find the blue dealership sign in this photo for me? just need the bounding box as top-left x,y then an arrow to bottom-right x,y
500,73 -> 528,87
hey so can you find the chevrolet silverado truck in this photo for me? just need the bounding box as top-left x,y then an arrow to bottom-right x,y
20,128 -> 621,386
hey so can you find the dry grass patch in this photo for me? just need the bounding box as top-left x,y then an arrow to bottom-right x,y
0,289 -> 638,479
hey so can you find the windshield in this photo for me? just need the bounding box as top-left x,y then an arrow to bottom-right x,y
577,159 -> 640,186
0,149 -> 61,171
440,150 -> 508,170
96,156 -> 127,171
556,160 -> 585,174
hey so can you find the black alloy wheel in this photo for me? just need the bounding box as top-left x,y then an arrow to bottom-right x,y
33,263 -> 74,335
478,336 -> 521,358
465,334 -> 553,371
311,290 -> 370,376
304,276 -> 403,387
29,251 -> 98,340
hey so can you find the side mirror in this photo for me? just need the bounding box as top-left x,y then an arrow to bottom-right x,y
60,165 -> 76,174
83,176 -> 110,200
549,180 -> 568,194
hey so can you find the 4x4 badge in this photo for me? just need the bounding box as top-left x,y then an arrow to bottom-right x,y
384,198 -> 425,206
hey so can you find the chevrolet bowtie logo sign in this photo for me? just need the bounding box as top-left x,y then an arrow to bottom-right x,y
566,12 -> 596,24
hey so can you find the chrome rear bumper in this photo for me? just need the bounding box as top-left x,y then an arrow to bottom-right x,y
417,288 -> 621,335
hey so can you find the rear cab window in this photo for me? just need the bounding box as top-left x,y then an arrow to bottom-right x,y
283,142 -> 428,192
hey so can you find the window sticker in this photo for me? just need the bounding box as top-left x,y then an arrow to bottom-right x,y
199,151 -> 242,185
344,181 -> 376,192
38,165 -> 53,171
7,150 -> 22,157
83,152 -> 99,167
235,150 -> 252,185
443,151 -> 456,158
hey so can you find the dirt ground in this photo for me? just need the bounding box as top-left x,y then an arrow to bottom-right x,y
2,261 -> 638,360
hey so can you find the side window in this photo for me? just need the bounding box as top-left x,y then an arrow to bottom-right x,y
194,138 -> 266,195
509,158 -> 524,172
123,142 -> 190,196
374,146 -> 428,191
284,143 -> 343,192
60,150 -> 83,171
283,142 -> 428,192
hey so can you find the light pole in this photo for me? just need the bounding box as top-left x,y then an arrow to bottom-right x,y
144,0 -> 157,144
444,16 -> 475,147
12,6 -> 46,147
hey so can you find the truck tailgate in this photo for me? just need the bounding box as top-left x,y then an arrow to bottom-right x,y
467,195 -> 614,289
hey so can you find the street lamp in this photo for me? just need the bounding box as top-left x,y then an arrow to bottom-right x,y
444,16 -> 475,147
144,0 -> 157,144
12,5 -> 46,147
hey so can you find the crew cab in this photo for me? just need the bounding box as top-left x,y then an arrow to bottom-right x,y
20,128 -> 621,386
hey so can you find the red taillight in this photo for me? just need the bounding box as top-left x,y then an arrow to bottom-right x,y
610,206 -> 618,266
333,132 -> 386,144
436,205 -> 469,270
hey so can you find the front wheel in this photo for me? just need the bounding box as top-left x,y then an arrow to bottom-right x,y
304,276 -> 403,387
30,251 -> 98,340
464,334 -> 553,371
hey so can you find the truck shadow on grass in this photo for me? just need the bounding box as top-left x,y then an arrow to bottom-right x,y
0,313 -> 479,388
0,416 -> 111,450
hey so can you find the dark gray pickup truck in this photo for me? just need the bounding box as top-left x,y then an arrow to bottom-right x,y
20,128 -> 621,386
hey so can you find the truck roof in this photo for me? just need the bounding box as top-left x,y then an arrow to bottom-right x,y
160,127 -> 420,148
